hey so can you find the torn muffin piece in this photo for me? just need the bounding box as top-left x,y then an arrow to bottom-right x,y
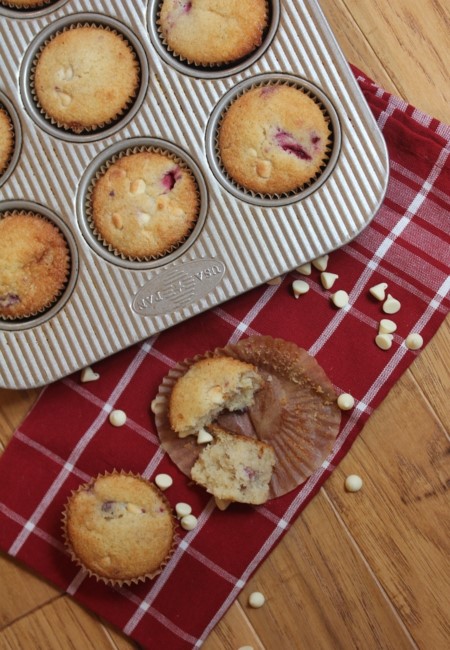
191,424 -> 276,505
168,356 -> 263,438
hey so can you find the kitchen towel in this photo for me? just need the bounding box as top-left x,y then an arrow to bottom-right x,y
0,67 -> 449,649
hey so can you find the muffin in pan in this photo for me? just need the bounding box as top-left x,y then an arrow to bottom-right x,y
0,0 -> 55,7
217,82 -> 332,195
32,24 -> 140,134
158,0 -> 268,67
0,211 -> 70,320
0,108 -> 14,176
62,471 -> 177,585
88,148 -> 200,260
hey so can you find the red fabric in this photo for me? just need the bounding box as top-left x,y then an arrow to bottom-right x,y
1,67 -> 449,649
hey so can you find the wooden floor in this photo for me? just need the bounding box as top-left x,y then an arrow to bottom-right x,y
1,1 -> 449,648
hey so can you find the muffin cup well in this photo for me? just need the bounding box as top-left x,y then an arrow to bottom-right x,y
62,470 -> 178,586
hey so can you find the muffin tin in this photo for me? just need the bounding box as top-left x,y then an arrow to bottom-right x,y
0,0 -> 389,389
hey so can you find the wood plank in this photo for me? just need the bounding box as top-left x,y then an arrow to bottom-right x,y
202,602 -> 265,650
0,388 -> 40,450
325,371 -> 450,649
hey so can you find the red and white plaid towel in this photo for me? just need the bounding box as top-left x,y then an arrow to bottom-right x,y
0,67 -> 449,649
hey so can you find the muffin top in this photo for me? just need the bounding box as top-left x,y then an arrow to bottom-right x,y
34,25 -> 140,132
90,150 -> 200,259
158,0 -> 268,66
218,84 -> 331,194
0,108 -> 14,175
64,473 -> 176,583
0,0 -> 51,6
0,212 -> 69,319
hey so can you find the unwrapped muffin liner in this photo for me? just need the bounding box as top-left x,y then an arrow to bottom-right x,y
84,145 -> 201,262
214,79 -> 334,200
155,0 -> 270,70
29,22 -> 141,135
153,336 -> 341,500
0,209 -> 70,321
61,469 -> 179,586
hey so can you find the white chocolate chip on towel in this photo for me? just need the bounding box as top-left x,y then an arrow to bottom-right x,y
80,367 -> 99,383
375,333 -> 393,350
321,272 -> 339,290
379,319 -> 397,335
311,255 -> 329,271
383,294 -> 401,314
292,280 -> 310,298
155,474 -> 173,490
109,409 -> 127,427
369,282 -> 388,301
337,393 -> 355,410
406,333 -> 423,350
295,262 -> 311,276
331,290 -> 349,308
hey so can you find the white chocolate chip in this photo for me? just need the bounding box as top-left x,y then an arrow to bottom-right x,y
295,262 -> 311,276
80,367 -> 99,383
369,282 -> 388,301
109,409 -> 127,427
126,502 -> 143,514
136,211 -> 152,226
330,290 -> 349,308
382,294 -> 401,314
155,473 -> 173,490
180,514 -> 198,531
247,148 -> 258,157
292,279 -> 310,298
337,393 -> 355,410
238,647 -> 254,650
311,255 -> 329,271
175,502 -> 192,519
266,276 -> 282,286
215,498 -> 231,511
379,319 -> 397,335
150,395 -> 166,414
130,178 -> 146,194
345,474 -> 363,492
256,159 -> 272,178
248,591 -> 265,608
197,428 -> 213,444
405,333 -> 423,350
320,272 -> 339,290
112,213 -> 123,230
375,333 -> 393,350
56,89 -> 72,106
56,65 -> 74,81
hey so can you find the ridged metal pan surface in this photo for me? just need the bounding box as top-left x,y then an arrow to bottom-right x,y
0,0 -> 389,389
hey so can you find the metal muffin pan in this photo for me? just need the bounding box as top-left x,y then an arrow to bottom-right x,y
0,0 -> 389,389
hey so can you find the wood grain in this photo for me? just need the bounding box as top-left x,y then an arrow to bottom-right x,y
1,1 -> 449,649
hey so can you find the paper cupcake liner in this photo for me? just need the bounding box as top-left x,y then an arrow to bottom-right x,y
0,0 -> 54,8
214,80 -> 334,200
155,0 -> 270,70
153,336 -> 341,500
61,469 -> 179,586
29,22 -> 140,135
0,107 -> 14,176
0,210 -> 71,321
84,145 -> 201,262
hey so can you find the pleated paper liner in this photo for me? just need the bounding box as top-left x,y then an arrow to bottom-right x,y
29,21 -> 141,135
61,470 -> 179,586
0,106 -> 14,176
84,145 -> 201,263
153,336 -> 341,500
0,210 -> 71,321
0,0 -> 55,8
155,0 -> 270,70
213,79 -> 334,201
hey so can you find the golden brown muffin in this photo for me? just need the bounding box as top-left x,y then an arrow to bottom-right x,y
218,83 -> 331,194
63,472 -> 176,584
33,25 -> 140,133
158,0 -> 268,66
0,212 -> 69,320
0,108 -> 14,176
90,150 -> 200,259
191,424 -> 276,505
169,356 -> 263,438
0,0 -> 52,7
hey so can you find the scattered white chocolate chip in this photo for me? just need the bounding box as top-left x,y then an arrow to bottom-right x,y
215,498 -> 231,511
295,262 -> 311,276
150,395 -> 166,414
180,514 -> 198,531
330,290 -> 349,308
136,211 -> 152,226
320,272 -> 339,290
375,333 -> 393,350
311,254 -> 329,271
382,294 -> 401,314
197,428 -> 213,444
369,282 -> 388,301
238,646 -> 254,650
292,279 -> 310,298
248,592 -> 265,608
130,178 -> 146,194
109,409 -> 127,427
345,474 -> 363,492
126,502 -> 142,514
175,502 -> 192,519
405,332 -> 423,350
80,367 -> 99,383
112,213 -> 123,230
266,276 -> 282,286
256,159 -> 272,178
56,90 -> 72,107
337,393 -> 355,411
155,473 -> 173,491
379,318 -> 397,335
